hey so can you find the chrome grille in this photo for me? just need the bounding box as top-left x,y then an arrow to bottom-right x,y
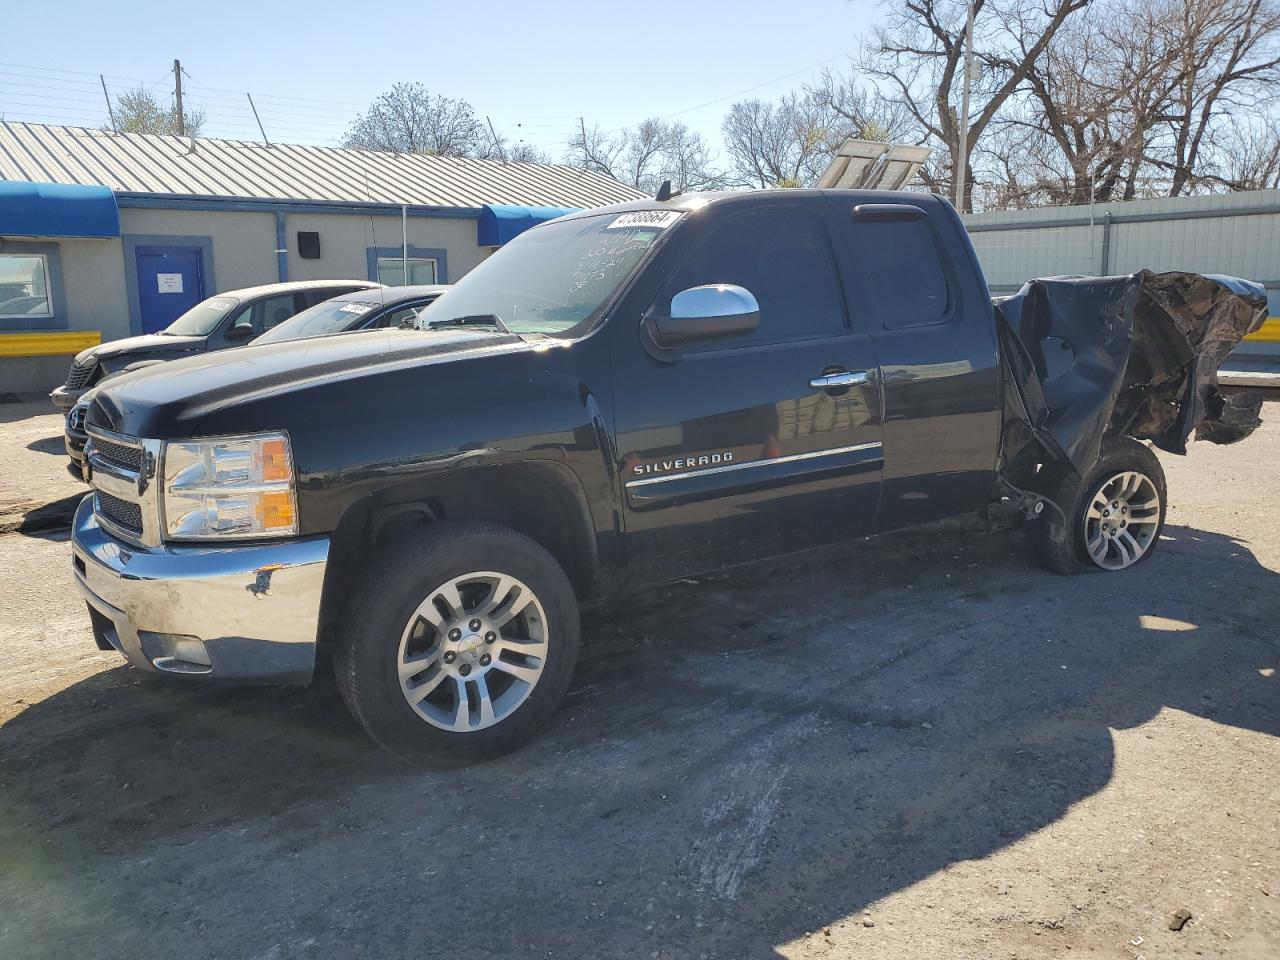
87,429 -> 160,547
64,359 -> 98,390
95,491 -> 143,535
89,438 -> 143,472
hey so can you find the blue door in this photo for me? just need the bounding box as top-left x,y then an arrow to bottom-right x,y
135,246 -> 205,334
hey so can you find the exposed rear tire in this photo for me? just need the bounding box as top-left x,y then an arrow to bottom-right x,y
1025,435 -> 1167,574
334,521 -> 580,765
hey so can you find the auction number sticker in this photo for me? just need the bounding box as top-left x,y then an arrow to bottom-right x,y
339,302 -> 374,315
607,210 -> 683,230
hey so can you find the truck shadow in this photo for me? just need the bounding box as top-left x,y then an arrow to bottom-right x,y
24,435 -> 64,456
0,522 -> 1275,958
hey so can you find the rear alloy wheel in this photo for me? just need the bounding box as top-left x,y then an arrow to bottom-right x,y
1025,434 -> 1167,574
335,522 -> 579,765
1081,471 -> 1162,570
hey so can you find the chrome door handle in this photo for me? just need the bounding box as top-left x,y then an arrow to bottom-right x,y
809,371 -> 868,390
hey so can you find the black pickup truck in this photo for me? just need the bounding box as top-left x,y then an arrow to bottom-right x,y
71,189 -> 1266,765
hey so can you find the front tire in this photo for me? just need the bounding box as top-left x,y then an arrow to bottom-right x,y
334,522 -> 580,765
1025,435 -> 1167,574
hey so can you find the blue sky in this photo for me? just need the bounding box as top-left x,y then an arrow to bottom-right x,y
2,0 -> 880,160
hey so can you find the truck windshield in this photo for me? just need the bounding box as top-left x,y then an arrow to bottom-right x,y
252,297 -> 377,344
419,211 -> 678,337
163,297 -> 240,336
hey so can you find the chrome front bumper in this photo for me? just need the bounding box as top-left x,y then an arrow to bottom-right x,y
71,496 -> 330,683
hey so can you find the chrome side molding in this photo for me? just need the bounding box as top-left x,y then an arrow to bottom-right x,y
625,441 -> 883,488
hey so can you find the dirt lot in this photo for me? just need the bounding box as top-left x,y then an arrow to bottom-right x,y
0,401 -> 1276,960
0,399 -> 84,534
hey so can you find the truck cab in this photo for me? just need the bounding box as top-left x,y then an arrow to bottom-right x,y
602,191 -> 1000,580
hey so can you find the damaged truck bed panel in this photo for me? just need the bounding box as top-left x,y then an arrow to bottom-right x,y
996,270 -> 1269,482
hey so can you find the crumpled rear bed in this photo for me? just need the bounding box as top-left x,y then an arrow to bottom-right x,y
995,270 -> 1268,480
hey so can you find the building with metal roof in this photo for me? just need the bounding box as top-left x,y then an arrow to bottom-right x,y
0,121 -> 644,393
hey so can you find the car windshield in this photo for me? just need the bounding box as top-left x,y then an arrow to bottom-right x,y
419,211 -> 679,337
253,297 -> 380,344
163,297 -> 240,336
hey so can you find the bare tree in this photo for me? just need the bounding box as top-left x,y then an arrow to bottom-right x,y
811,69 -> 916,143
480,124 -> 551,164
720,91 -> 834,188
567,118 -> 725,192
1151,0 -> 1280,195
565,121 -> 627,179
1207,115 -> 1280,189
660,121 -> 726,191
862,0 -> 1089,209
344,83 -> 484,156
505,141 -> 551,164
108,87 -> 205,137
987,0 -> 1280,203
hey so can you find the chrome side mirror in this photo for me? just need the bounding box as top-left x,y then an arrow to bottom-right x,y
644,284 -> 760,354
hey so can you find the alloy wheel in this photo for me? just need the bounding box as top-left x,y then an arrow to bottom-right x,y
396,572 -> 548,731
1082,471 -> 1161,570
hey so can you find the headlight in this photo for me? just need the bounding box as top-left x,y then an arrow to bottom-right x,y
162,432 -> 298,540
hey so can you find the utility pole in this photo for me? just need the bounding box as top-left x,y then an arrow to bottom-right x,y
247,92 -> 270,145
100,75 -> 118,134
173,58 -> 185,137
955,1 -> 976,213
486,115 -> 506,162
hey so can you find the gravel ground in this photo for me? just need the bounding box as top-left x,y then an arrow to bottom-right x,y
0,403 -> 1276,960
0,398 -> 84,533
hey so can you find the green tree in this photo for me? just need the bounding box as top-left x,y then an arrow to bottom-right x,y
110,87 -> 205,137
344,82 -> 484,156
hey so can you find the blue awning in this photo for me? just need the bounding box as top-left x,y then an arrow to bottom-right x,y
0,181 -> 120,238
477,204 -> 579,247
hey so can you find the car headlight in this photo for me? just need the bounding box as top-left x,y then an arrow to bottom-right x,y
162,432 -> 298,540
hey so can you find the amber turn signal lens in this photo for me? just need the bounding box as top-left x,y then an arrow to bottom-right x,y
256,437 -> 292,483
256,491 -> 296,530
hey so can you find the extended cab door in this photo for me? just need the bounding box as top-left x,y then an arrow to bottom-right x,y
610,199 -> 884,582
825,197 -> 1002,531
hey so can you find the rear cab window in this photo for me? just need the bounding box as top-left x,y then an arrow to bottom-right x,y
832,204 -> 954,329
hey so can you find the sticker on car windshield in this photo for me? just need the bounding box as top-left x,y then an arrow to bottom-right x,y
206,299 -> 235,311
338,302 -> 374,315
606,210 -> 683,230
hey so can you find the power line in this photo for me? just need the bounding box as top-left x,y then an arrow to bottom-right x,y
598,46 -> 858,136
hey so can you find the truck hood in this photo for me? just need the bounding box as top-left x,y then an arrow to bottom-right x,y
87,328 -> 526,438
76,333 -> 206,366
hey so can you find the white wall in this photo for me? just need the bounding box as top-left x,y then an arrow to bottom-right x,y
284,212 -> 485,283
3,205 -> 491,394
120,207 -> 278,293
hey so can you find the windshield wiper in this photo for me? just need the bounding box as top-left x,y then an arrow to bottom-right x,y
423,313 -> 511,334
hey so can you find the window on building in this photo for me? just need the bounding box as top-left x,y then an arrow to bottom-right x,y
377,257 -> 437,287
0,254 -> 53,318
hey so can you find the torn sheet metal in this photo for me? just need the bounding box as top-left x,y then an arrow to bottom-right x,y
995,270 -> 1268,477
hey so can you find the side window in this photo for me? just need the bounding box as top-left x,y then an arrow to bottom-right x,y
234,293 -> 301,335
851,219 -> 950,328
379,304 -> 425,328
300,288 -> 338,308
663,206 -> 846,348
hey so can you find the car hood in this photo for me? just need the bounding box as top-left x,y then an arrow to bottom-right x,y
87,328 -> 527,439
76,333 -> 206,366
